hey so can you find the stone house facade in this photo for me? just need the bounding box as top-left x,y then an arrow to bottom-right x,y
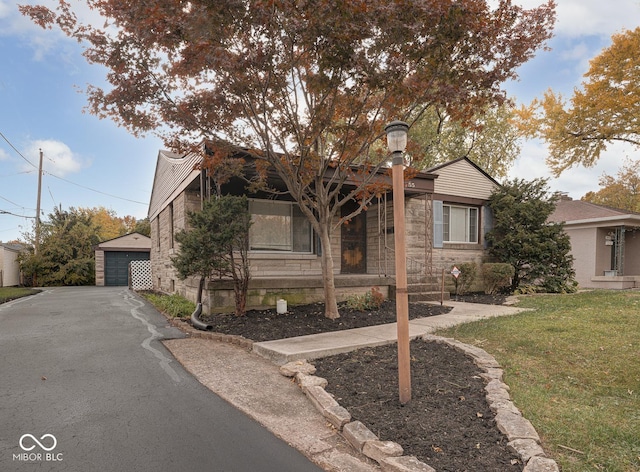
148,144 -> 499,314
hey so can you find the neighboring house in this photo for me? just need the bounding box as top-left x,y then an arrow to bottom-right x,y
147,143 -> 499,313
0,242 -> 23,287
94,233 -> 151,286
548,196 -> 640,289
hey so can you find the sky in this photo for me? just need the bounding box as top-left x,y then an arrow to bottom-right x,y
1,1 -> 639,243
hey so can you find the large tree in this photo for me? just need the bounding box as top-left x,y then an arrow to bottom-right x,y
582,159 -> 640,213
411,103 -> 520,178
517,27 -> 640,176
19,206 -> 99,286
22,0 -> 555,318
486,178 -> 576,293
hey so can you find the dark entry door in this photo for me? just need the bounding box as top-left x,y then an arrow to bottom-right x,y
341,204 -> 367,274
105,251 -> 150,286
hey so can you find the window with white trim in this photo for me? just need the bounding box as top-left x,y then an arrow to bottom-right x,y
443,205 -> 478,243
249,200 -> 313,253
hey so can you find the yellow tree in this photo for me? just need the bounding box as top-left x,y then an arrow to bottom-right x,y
582,159 -> 640,212
518,27 -> 640,176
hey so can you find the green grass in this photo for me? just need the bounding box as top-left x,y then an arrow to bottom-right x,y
138,291 -> 195,319
0,287 -> 41,304
436,290 -> 640,472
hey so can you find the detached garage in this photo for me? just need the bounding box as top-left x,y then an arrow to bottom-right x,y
95,233 -> 151,286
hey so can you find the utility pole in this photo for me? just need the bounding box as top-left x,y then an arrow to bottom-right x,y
35,148 -> 43,255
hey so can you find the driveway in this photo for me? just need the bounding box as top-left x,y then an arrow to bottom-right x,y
0,286 -> 322,472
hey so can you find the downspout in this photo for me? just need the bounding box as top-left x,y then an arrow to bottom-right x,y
191,277 -> 213,331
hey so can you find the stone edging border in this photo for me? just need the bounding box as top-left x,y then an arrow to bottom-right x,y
279,334 -> 560,472
166,317 -> 255,350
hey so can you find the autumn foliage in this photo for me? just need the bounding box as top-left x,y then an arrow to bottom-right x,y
517,26 -> 640,176
22,0 -> 555,318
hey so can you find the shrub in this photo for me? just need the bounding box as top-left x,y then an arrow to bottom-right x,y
452,262 -> 477,295
345,287 -> 385,311
481,263 -> 515,294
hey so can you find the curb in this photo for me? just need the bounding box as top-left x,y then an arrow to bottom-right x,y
281,335 -> 560,472
166,317 -> 254,350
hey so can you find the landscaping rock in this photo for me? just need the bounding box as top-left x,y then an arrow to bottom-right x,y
324,404 -> 351,430
523,456 -> 560,472
342,421 -> 378,452
495,410 -> 541,442
380,455 -> 436,472
280,359 -> 316,377
508,438 -> 547,463
296,373 -> 328,389
362,440 -> 404,463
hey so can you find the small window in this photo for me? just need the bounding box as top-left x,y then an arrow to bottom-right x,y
443,205 -> 478,243
249,200 -> 313,253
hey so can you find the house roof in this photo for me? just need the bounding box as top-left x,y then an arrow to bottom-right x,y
148,149 -> 202,221
0,242 -> 24,252
147,142 -> 439,220
426,157 -> 500,185
549,197 -> 640,227
95,232 -> 151,251
425,157 -> 499,201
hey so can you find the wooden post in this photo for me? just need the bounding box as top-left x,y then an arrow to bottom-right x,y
392,152 -> 411,404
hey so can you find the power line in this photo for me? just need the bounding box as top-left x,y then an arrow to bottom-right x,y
0,130 -> 149,207
0,131 -> 38,169
0,209 -> 35,219
45,171 -> 148,205
0,193 -> 33,210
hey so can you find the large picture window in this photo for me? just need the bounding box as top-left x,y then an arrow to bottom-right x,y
249,200 -> 313,252
443,205 -> 478,243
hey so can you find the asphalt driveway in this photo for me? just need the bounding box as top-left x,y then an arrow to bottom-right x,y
0,286 -> 322,472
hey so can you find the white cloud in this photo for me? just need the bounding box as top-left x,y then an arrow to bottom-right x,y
23,140 -> 88,177
553,0 -> 639,38
508,139 -> 633,199
0,1 -> 109,63
0,148 -> 8,161
511,0 -> 639,38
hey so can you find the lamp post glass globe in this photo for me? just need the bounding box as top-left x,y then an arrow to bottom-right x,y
384,120 -> 409,154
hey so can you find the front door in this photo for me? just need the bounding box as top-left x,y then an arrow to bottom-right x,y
341,204 -> 367,274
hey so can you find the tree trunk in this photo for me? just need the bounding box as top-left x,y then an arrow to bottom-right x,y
196,277 -> 205,304
319,226 -> 340,319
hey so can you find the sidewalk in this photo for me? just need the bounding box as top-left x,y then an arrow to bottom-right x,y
252,301 -> 527,364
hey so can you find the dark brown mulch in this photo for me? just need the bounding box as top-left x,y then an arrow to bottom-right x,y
201,293 -> 521,471
313,341 -> 521,471
200,299 -> 452,342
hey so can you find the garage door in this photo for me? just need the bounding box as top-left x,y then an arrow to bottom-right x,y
104,251 -> 150,286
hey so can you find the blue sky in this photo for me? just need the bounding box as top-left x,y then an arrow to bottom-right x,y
1,1 -> 639,243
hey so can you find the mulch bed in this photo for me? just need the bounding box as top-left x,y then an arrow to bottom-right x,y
201,293 -> 522,471
199,299 -> 452,342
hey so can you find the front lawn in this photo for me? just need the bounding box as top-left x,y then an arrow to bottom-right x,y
437,290 -> 640,472
0,287 -> 41,304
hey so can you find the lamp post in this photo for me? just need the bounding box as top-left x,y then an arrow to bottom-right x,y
385,120 -> 411,404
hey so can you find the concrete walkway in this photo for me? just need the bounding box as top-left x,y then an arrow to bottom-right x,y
253,301 -> 528,365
